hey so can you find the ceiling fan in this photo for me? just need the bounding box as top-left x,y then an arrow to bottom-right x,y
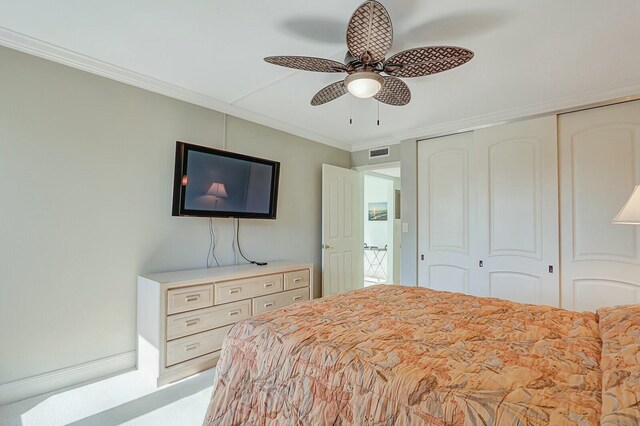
264,0 -> 474,107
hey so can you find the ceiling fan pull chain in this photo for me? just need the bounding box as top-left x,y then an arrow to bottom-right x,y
377,101 -> 380,126
349,96 -> 353,125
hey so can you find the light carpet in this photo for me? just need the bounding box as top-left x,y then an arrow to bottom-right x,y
0,368 -> 215,426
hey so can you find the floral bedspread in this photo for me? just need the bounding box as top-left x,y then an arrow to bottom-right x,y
204,285 -> 603,425
598,304 -> 640,425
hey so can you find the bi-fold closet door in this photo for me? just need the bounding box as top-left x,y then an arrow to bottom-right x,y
418,116 -> 560,307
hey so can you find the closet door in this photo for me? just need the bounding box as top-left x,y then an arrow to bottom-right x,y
473,116 -> 559,306
559,100 -> 640,311
417,132 -> 475,293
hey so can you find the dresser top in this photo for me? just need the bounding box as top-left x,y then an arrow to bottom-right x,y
139,260 -> 313,286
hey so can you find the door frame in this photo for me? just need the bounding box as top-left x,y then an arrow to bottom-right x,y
353,161 -> 402,285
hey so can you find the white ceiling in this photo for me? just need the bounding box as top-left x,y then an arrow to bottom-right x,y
1,0 -> 640,151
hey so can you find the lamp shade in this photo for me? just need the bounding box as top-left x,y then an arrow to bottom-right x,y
206,182 -> 227,198
613,185 -> 640,224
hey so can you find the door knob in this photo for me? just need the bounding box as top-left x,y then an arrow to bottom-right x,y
322,244 -> 334,249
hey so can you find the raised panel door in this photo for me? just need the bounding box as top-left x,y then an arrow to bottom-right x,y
322,164 -> 363,296
473,116 -> 559,306
417,132 -> 475,293
559,100 -> 640,311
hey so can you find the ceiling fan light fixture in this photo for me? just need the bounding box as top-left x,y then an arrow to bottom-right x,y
345,72 -> 383,98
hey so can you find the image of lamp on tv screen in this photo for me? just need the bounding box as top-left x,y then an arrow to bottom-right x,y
205,182 -> 227,209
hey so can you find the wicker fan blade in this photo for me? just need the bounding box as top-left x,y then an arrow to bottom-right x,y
346,1 -> 393,63
374,76 -> 411,106
311,81 -> 348,106
384,46 -> 474,78
264,56 -> 347,73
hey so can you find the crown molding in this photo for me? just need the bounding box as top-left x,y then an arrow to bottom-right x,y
350,84 -> 640,151
0,26 -> 351,152
349,138 -> 401,152
0,351 -> 135,405
3,27 -> 640,154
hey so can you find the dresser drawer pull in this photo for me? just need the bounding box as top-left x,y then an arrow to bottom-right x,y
293,296 -> 302,302
185,319 -> 200,327
185,295 -> 200,303
185,343 -> 199,351
264,301 -> 275,308
228,287 -> 241,295
264,282 -> 274,288
228,309 -> 242,316
293,277 -> 303,283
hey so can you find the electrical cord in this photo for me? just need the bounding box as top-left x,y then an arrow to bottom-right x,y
235,218 -> 267,266
231,217 -> 238,264
207,218 -> 220,268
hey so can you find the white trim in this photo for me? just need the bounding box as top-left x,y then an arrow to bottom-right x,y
0,351 -> 136,406
0,26 -> 351,152
349,88 -> 640,152
352,160 -> 401,172
351,139 -> 402,152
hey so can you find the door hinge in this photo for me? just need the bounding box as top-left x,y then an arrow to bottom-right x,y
420,254 -> 424,261
479,260 -> 483,267
549,265 -> 554,273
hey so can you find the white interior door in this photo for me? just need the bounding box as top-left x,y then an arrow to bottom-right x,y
417,132 -> 475,293
322,164 -> 363,297
473,116 -> 559,306
559,100 -> 640,311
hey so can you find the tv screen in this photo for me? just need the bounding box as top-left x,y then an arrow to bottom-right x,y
172,142 -> 280,219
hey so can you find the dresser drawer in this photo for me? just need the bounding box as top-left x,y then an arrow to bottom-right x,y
166,324 -> 233,367
166,299 -> 250,341
215,274 -> 283,305
284,269 -> 310,291
167,284 -> 214,315
252,288 -> 310,315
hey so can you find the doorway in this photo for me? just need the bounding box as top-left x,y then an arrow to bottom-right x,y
359,164 -> 401,286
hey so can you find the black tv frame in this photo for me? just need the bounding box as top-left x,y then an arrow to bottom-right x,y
172,142 -> 280,219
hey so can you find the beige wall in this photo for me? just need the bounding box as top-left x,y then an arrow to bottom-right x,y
0,46 -> 350,384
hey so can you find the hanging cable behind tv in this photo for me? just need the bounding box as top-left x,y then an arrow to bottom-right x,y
235,218 -> 267,266
207,218 -> 220,268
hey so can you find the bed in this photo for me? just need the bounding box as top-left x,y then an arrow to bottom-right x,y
203,285 -> 640,425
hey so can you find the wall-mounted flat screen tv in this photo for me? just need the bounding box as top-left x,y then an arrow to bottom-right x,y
172,142 -> 280,219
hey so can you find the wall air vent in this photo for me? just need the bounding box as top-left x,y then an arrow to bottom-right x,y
369,146 -> 390,159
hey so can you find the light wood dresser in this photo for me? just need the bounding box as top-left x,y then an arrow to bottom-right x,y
137,261 -> 313,386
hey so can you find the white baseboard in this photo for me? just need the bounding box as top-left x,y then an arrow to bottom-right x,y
0,351 -> 136,406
